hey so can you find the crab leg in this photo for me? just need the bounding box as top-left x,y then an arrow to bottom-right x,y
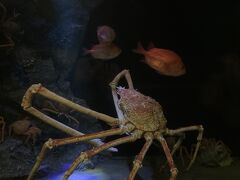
128,132 -> 153,180
65,114 -> 80,125
169,133 -> 186,156
24,133 -> 32,144
179,145 -> 192,167
109,69 -> 134,120
42,107 -> 80,126
41,108 -> 59,114
22,107 -> 98,141
22,84 -> 118,126
160,133 -> 186,170
155,134 -> 178,180
27,125 -> 134,180
169,133 -> 187,167
166,125 -> 204,170
110,69 -> 134,89
21,84 -> 119,148
42,100 -> 80,125
63,130 -> 143,180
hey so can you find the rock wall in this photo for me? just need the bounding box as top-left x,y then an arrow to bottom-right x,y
0,0 -> 106,178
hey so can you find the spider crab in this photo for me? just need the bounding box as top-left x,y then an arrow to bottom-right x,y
9,117 -> 41,145
41,99 -> 80,126
21,69 -> 203,180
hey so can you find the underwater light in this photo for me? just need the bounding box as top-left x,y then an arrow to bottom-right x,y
44,163 -> 109,180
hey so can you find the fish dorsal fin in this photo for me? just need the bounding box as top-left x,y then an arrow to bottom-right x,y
132,42 -> 146,54
147,41 -> 155,50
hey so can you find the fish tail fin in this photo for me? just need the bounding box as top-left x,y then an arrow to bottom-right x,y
132,42 -> 146,54
147,41 -> 155,50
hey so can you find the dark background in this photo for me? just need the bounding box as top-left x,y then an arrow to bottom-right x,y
73,0 -> 240,155
0,0 -> 239,157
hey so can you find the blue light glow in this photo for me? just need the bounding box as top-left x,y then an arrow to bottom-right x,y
48,0 -> 88,49
43,163 -> 109,180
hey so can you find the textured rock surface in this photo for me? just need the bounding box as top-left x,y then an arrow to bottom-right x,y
0,0 -> 105,178
0,137 -> 98,179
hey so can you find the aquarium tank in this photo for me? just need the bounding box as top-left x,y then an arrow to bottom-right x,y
0,0 -> 239,180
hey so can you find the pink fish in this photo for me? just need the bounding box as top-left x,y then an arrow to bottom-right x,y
84,43 -> 121,60
97,25 -> 116,44
133,42 -> 186,76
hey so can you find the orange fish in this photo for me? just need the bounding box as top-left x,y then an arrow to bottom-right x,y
97,25 -> 116,44
84,43 -> 121,60
133,42 -> 186,76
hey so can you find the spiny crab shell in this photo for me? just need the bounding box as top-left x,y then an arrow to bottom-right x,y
117,87 -> 167,132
